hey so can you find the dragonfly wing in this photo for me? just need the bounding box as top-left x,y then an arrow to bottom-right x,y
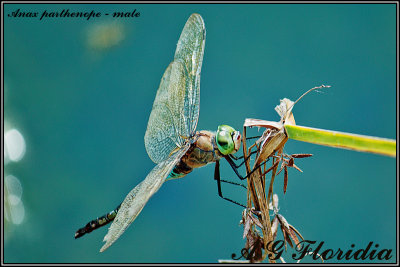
145,60 -> 188,164
174,13 -> 205,135
100,144 -> 189,252
145,13 -> 205,164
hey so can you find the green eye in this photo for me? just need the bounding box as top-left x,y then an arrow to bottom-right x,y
216,125 -> 236,155
218,125 -> 236,134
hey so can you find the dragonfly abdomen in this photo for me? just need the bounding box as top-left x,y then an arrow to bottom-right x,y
75,204 -> 121,239
167,160 -> 193,180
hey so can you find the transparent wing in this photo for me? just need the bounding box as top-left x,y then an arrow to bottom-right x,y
174,13 -> 205,135
144,61 -> 188,164
99,144 -> 190,252
145,13 -> 205,164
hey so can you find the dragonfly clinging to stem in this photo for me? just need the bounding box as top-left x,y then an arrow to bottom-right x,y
75,13 -> 246,252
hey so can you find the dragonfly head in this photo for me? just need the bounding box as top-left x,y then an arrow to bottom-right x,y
216,125 -> 241,155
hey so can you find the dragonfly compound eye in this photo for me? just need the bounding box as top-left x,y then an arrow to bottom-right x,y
216,125 -> 236,155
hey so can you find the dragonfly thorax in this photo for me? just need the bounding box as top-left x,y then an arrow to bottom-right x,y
173,130 -> 221,175
169,127 -> 241,180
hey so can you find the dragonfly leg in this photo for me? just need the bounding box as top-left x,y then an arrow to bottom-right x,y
75,203 -> 121,239
219,179 -> 247,190
228,135 -> 260,161
228,149 -> 259,167
245,135 -> 262,140
214,160 -> 246,208
224,155 -> 268,181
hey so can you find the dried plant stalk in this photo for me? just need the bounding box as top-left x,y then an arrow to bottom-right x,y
236,84 -> 394,263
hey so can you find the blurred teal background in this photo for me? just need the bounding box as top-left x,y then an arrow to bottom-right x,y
4,3 -> 396,263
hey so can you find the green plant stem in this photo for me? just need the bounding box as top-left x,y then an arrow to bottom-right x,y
285,124 -> 396,157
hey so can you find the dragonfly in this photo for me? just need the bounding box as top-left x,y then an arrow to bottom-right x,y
74,13 -> 244,252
